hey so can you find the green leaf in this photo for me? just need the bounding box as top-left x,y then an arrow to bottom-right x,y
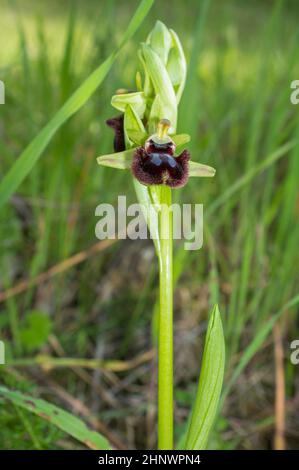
20,310 -> 52,351
189,161 -> 216,177
0,0 -> 154,210
0,386 -> 111,450
221,292 -> 299,403
207,139 -> 296,215
185,305 -> 225,450
97,148 -> 134,169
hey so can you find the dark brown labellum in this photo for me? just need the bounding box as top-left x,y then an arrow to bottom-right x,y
132,139 -> 190,188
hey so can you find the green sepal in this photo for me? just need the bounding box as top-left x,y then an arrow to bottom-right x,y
111,91 -> 146,118
189,161 -> 216,177
96,148 -> 134,170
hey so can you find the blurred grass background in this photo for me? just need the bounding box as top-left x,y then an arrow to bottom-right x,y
0,0 -> 299,450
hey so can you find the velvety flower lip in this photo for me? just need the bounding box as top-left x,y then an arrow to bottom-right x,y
131,119 -> 190,188
106,115 -> 125,152
132,146 -> 190,188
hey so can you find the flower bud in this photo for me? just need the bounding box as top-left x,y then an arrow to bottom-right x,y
147,20 -> 172,65
140,43 -> 177,132
167,29 -> 187,104
98,21 -> 216,192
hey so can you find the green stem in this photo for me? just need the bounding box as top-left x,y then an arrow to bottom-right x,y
158,185 -> 173,450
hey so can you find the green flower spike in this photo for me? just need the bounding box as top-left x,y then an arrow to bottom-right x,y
98,21 -> 215,183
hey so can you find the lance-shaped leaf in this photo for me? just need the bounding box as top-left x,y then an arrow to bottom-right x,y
141,43 -> 177,133
97,148 -> 134,169
111,91 -> 146,118
167,29 -> 187,104
185,305 -> 225,450
0,386 -> 111,450
189,161 -> 216,177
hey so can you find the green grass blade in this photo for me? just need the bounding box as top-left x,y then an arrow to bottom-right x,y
222,292 -> 299,403
0,0 -> 154,210
207,140 -> 296,216
178,0 -> 210,140
0,386 -> 111,450
185,305 -> 225,450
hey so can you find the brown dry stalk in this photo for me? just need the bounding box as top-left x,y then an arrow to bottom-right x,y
9,349 -> 155,372
273,323 -> 286,450
0,238 -> 116,303
0,220 -> 140,304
